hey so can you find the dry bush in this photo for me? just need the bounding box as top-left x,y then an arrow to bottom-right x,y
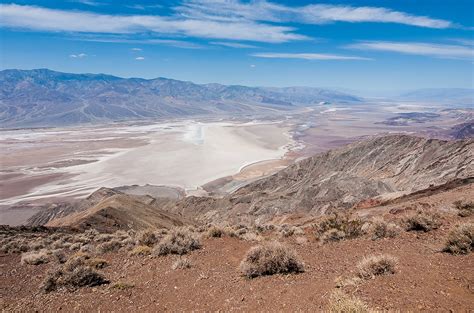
154,227 -> 201,256
96,239 -> 122,254
328,290 -> 370,313
69,242 -> 82,251
321,229 -> 346,243
83,228 -> 100,239
404,211 -> 441,232
371,218 -> 400,240
136,230 -> 159,247
1,238 -> 29,254
443,223 -> 474,255
357,254 -> 397,279
240,242 -> 305,278
51,249 -> 67,263
454,201 -> 474,217
94,233 -> 115,243
314,212 -> 365,243
42,264 -> 109,292
279,225 -> 304,238
113,230 -> 130,240
87,258 -> 108,269
21,249 -> 50,265
79,244 -> 96,254
207,226 -> 224,238
29,239 -> 47,251
129,245 -> 152,256
172,257 -> 192,270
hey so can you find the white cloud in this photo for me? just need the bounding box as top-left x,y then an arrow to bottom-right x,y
0,4 -> 306,43
210,41 -> 257,48
252,52 -> 371,61
131,47 -> 142,51
250,64 -> 256,68
69,53 -> 87,58
348,41 -> 474,60
135,56 -> 145,60
177,0 -> 454,29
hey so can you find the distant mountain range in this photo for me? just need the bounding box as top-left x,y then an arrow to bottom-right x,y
0,69 -> 361,128
398,88 -> 474,104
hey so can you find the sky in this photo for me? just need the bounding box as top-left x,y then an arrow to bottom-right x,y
1,0 -> 473,91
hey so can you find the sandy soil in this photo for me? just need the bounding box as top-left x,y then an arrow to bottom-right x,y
1,221 -> 473,312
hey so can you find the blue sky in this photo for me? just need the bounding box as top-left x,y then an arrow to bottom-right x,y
1,0 -> 473,91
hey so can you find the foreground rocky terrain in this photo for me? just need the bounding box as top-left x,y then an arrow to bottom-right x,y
1,134 -> 473,311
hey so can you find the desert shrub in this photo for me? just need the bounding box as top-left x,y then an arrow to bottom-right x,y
443,223 -> 474,255
69,242 -> 82,251
42,265 -> 109,292
129,245 -> 152,256
321,229 -> 346,243
404,211 -> 441,232
84,229 -> 99,239
51,239 -> 65,250
21,249 -> 50,265
113,230 -> 130,240
328,290 -> 370,313
279,225 -> 304,238
371,218 -> 400,240
86,258 -> 108,269
454,201 -> 474,217
223,227 -> 238,238
29,239 -> 47,251
63,252 -> 90,271
315,213 -> 365,242
51,249 -> 67,263
120,237 -> 137,251
79,244 -> 96,254
240,242 -> 304,278
357,254 -> 397,279
154,227 -> 201,256
207,226 -> 224,238
73,235 -> 91,244
136,230 -> 158,247
1,238 -> 29,254
96,239 -> 122,254
95,233 -> 115,243
172,257 -> 192,270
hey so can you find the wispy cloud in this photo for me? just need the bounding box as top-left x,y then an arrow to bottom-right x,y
177,0 -> 454,29
348,41 -> 474,60
252,52 -> 372,61
69,53 -> 87,58
135,56 -> 145,60
67,34 -> 206,49
0,4 -> 306,43
70,0 -> 105,7
131,47 -> 142,51
210,41 -> 257,48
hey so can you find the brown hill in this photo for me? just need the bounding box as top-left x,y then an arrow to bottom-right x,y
163,135 -> 473,223
45,192 -> 188,232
